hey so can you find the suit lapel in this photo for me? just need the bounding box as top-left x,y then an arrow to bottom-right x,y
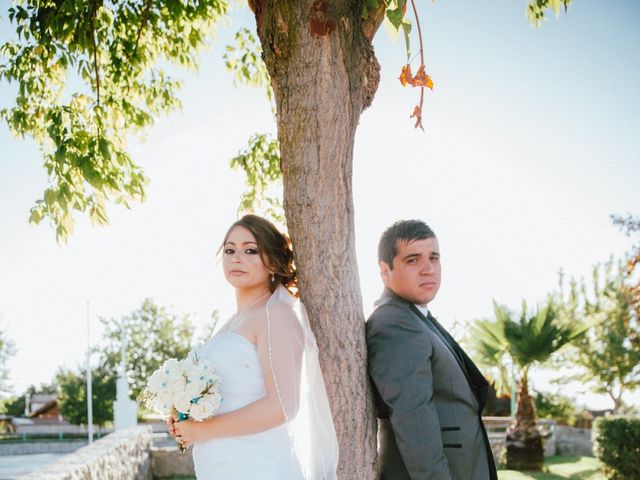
419,309 -> 490,410
409,304 -> 473,386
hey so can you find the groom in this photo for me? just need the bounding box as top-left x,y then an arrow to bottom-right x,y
366,220 -> 497,480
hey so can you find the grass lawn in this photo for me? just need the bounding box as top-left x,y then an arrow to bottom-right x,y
498,456 -> 605,480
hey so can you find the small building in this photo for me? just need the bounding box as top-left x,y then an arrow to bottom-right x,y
26,393 -> 63,422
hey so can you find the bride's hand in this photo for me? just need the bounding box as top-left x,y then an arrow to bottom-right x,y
173,419 -> 209,447
166,414 -> 178,437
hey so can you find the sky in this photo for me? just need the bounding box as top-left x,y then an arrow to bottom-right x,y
1,1 -> 639,410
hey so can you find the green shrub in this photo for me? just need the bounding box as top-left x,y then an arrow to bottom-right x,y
593,416 -> 640,480
534,391 -> 578,425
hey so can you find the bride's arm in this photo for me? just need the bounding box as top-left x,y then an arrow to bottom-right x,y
174,306 -> 303,444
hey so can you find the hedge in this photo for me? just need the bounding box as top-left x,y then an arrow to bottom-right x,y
593,416 -> 640,480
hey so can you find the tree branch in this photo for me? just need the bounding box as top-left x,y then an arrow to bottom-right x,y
132,0 -> 153,64
90,0 -> 101,109
362,1 -> 386,43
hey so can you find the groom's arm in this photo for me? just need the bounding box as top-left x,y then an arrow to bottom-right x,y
367,306 -> 452,480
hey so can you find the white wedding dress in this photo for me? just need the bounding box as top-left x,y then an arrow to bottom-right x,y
190,331 -> 304,480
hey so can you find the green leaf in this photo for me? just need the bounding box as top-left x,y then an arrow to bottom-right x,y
386,6 -> 404,30
401,20 -> 412,62
98,138 -> 111,161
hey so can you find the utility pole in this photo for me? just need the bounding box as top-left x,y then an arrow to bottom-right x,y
86,301 -> 93,444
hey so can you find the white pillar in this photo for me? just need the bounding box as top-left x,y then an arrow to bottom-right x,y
114,317 -> 138,430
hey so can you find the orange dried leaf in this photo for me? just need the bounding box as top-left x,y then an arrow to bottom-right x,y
409,65 -> 433,89
399,64 -> 412,87
410,65 -> 426,86
426,74 -> 434,90
410,105 -> 424,131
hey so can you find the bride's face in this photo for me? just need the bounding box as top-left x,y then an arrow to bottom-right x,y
222,226 -> 271,292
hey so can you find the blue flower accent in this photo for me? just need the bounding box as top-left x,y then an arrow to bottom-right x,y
177,412 -> 189,421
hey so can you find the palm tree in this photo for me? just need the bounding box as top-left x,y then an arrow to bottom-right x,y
469,298 -> 586,471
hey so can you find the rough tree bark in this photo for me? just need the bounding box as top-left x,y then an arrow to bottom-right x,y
506,373 -> 544,471
251,1 -> 385,478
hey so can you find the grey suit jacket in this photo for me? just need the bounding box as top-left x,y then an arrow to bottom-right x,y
366,289 -> 497,480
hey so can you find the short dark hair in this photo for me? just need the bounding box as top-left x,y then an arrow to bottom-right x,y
378,220 -> 436,268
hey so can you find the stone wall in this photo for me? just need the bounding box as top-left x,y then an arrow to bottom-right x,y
555,425 -> 594,457
149,433 -> 195,478
15,426 -> 153,480
151,446 -> 195,478
0,440 -> 85,455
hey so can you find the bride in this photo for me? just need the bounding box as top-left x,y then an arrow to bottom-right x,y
170,214 -> 338,479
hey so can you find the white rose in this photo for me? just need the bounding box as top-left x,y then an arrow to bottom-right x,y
147,369 -> 170,394
167,372 -> 187,391
203,391 -> 222,412
173,392 -> 192,415
185,379 -> 204,399
189,397 -> 218,421
153,391 -> 174,415
162,358 -> 182,377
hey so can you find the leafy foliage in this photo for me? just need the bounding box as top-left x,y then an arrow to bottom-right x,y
223,27 -> 273,103
593,416 -> 640,480
56,364 -> 116,427
0,0 -> 228,241
612,213 -> 640,320
100,298 -> 195,401
1,0 -> 573,240
534,390 -> 578,425
223,28 -> 283,222
558,261 -> 640,413
527,0 -> 573,26
229,133 -> 283,222
469,299 -> 586,394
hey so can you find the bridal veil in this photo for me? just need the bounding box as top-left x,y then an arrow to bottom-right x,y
266,285 -> 339,480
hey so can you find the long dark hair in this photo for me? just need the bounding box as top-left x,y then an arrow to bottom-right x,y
222,215 -> 298,297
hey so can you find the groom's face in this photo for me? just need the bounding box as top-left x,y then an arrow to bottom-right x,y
380,237 -> 441,306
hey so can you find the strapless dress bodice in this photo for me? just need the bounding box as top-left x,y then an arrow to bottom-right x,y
190,332 -> 303,480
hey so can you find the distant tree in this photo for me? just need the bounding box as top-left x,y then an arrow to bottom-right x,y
56,365 -> 116,428
612,213 -> 640,319
100,298 -> 194,401
0,321 -> 16,394
469,299 -> 586,471
559,261 -> 640,413
0,396 -> 20,416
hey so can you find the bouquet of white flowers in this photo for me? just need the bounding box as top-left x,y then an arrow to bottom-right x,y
145,355 -> 222,451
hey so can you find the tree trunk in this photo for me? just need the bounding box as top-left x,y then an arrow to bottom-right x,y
609,390 -> 622,414
506,374 -> 544,471
252,1 -> 382,478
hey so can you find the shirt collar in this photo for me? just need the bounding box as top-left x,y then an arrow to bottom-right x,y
415,304 -> 430,317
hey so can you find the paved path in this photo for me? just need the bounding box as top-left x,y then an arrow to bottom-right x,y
0,453 -> 67,479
